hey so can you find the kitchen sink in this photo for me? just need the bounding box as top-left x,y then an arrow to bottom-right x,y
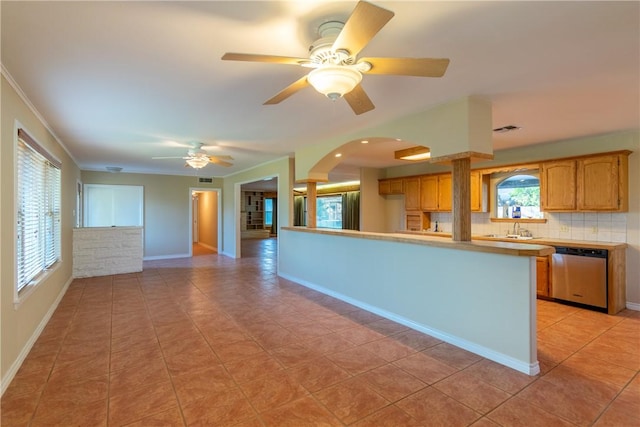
506,234 -> 535,240
481,234 -> 540,240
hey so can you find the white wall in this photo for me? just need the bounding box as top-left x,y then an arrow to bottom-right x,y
359,167 -> 388,232
1,75 -> 80,391
279,228 -> 538,375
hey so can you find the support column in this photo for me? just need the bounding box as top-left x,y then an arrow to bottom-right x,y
306,182 -> 317,228
452,157 -> 471,241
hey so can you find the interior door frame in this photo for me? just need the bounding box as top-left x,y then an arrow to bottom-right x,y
188,187 -> 222,256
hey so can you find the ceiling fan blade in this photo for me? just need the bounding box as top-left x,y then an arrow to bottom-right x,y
361,57 -> 450,77
208,158 -> 233,167
210,155 -> 234,161
152,156 -> 187,159
222,53 -> 308,66
344,84 -> 375,115
264,76 -> 309,105
332,1 -> 394,57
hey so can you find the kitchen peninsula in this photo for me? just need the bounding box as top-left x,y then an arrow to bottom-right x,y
279,227 -> 554,375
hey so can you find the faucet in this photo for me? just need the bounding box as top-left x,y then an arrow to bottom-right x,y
513,222 -> 520,235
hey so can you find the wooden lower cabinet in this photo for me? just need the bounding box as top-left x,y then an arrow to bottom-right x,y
536,256 -> 550,297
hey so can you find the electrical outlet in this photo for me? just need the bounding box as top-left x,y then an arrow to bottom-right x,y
560,225 -> 569,232
591,226 -> 598,233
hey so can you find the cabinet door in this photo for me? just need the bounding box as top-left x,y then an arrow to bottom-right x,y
536,256 -> 549,297
379,179 -> 404,195
437,175 -> 452,212
470,171 -> 480,212
577,155 -> 620,210
420,176 -> 439,211
389,179 -> 403,194
403,177 -> 420,211
541,160 -> 576,211
378,180 -> 391,195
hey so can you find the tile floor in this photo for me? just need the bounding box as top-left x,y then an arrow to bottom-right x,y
2,238 -> 639,426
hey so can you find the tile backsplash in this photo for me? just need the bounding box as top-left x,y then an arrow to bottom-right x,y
430,212 -> 628,243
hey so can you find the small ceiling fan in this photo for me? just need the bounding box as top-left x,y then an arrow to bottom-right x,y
221,0 -> 449,115
152,143 -> 233,169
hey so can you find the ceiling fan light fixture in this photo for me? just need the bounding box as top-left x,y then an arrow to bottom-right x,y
186,157 -> 209,169
307,65 -> 362,100
395,146 -> 431,161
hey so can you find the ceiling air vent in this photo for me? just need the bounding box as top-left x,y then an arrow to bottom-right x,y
493,125 -> 521,133
198,177 -> 213,183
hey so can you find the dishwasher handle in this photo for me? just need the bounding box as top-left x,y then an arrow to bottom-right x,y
554,246 -> 608,258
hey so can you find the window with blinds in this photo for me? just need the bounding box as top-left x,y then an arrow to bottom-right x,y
16,128 -> 62,293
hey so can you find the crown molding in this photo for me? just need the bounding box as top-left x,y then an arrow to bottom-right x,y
1,63 -> 79,167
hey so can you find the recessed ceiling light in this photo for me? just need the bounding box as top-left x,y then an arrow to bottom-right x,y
361,140 -> 369,144
335,153 -> 342,158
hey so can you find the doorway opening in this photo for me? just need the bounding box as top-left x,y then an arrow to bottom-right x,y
190,188 -> 221,257
237,177 -> 278,258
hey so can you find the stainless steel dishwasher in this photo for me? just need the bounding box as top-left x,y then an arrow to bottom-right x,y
551,247 -> 608,312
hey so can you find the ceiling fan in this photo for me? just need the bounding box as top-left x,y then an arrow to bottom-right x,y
221,0 -> 449,115
152,143 -> 233,169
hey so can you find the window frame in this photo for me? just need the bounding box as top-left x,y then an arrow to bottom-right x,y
264,198 -> 273,226
316,194 -> 343,229
14,124 -> 62,305
491,171 -> 542,220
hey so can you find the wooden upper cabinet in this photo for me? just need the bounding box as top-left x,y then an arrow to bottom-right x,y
420,175 -> 439,211
403,177 -> 421,211
420,174 -> 451,212
577,154 -> 626,211
379,178 -> 403,195
437,175 -> 452,212
541,160 -> 577,211
470,171 -> 489,212
541,151 -> 630,212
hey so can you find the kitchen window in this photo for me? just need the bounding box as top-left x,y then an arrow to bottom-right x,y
16,128 -> 62,297
494,173 -> 543,219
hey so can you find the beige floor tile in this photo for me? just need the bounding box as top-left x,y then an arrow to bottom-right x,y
3,239 -> 639,426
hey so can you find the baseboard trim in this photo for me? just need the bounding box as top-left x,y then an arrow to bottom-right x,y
1,275 -> 73,396
626,301 -> 640,311
278,271 -> 540,376
143,253 -> 190,261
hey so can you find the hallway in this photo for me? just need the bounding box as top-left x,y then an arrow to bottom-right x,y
2,238 -> 638,426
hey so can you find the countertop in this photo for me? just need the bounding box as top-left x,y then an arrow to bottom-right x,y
400,230 -> 627,250
283,227 -> 555,257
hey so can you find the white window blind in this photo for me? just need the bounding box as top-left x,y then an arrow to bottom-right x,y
16,128 -> 62,293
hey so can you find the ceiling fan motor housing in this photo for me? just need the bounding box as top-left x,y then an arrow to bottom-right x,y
309,21 -> 355,65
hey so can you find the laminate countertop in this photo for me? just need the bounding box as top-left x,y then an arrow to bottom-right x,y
400,230 -> 627,250
283,227 -> 555,257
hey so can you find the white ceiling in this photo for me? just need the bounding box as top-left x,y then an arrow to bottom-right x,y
2,1 -> 639,181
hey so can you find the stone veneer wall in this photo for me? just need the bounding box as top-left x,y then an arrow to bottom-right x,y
73,227 -> 143,278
